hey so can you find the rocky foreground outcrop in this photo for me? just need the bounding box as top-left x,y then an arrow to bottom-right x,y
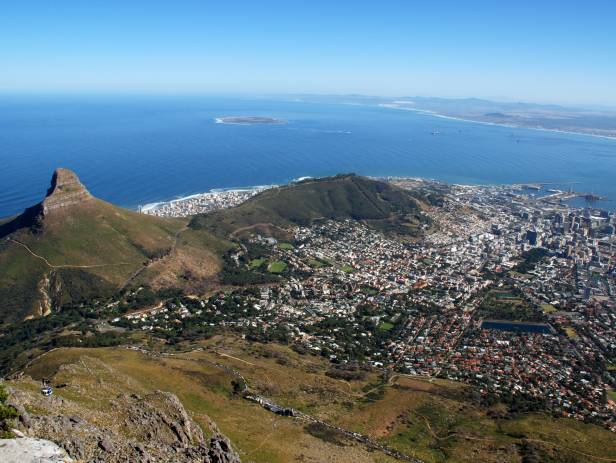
6,362 -> 241,463
0,437 -> 73,463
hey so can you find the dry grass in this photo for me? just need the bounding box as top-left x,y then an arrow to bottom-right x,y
15,339 -> 616,463
19,345 -> 397,463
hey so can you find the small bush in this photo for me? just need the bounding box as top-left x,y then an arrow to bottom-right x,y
0,384 -> 19,438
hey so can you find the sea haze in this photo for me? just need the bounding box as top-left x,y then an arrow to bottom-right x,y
1,95 -> 616,218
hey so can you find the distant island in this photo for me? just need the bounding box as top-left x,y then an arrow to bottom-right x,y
215,116 -> 286,125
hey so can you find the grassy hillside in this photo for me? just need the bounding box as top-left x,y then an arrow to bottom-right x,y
0,172 -> 427,321
12,338 -> 616,463
190,174 -> 430,238
0,169 -> 230,322
0,199 -> 188,320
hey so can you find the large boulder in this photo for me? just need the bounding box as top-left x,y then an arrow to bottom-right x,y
206,434 -> 241,463
0,437 -> 73,463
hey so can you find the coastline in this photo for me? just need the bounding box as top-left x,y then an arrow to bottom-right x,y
139,184 -> 279,213
378,103 -> 616,141
137,175 -> 613,217
139,176 -> 315,212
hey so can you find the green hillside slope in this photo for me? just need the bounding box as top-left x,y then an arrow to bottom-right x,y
0,169 -> 225,322
190,174 -> 429,238
0,171 -> 429,322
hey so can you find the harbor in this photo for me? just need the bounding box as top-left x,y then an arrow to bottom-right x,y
516,183 -> 609,205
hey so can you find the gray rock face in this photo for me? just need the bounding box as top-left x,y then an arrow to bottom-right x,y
0,437 -> 73,463
8,382 -> 242,463
206,434 -> 241,463
6,399 -> 31,428
41,168 -> 93,215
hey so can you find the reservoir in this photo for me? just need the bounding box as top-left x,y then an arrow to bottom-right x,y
481,319 -> 554,334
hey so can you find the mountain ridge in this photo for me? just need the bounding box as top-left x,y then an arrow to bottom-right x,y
190,173 -> 430,239
1,168 -> 95,238
0,170 -> 429,322
0,169 -> 220,321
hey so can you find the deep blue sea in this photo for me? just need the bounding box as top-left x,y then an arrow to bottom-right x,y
1,95 -> 616,218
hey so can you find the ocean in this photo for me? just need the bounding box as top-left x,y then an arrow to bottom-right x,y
1,94 -> 616,218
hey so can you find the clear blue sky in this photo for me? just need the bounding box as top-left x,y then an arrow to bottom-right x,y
1,0 -> 615,106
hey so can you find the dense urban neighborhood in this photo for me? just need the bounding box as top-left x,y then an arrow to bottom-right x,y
112,179 -> 616,433
3,3 -> 616,461
141,186 -> 272,217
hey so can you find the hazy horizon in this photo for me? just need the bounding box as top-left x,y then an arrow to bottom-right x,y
1,92 -> 616,112
1,1 -> 615,106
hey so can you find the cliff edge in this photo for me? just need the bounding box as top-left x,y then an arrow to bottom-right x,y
41,168 -> 93,215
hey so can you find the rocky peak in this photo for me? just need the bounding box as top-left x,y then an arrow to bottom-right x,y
41,168 -> 92,214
